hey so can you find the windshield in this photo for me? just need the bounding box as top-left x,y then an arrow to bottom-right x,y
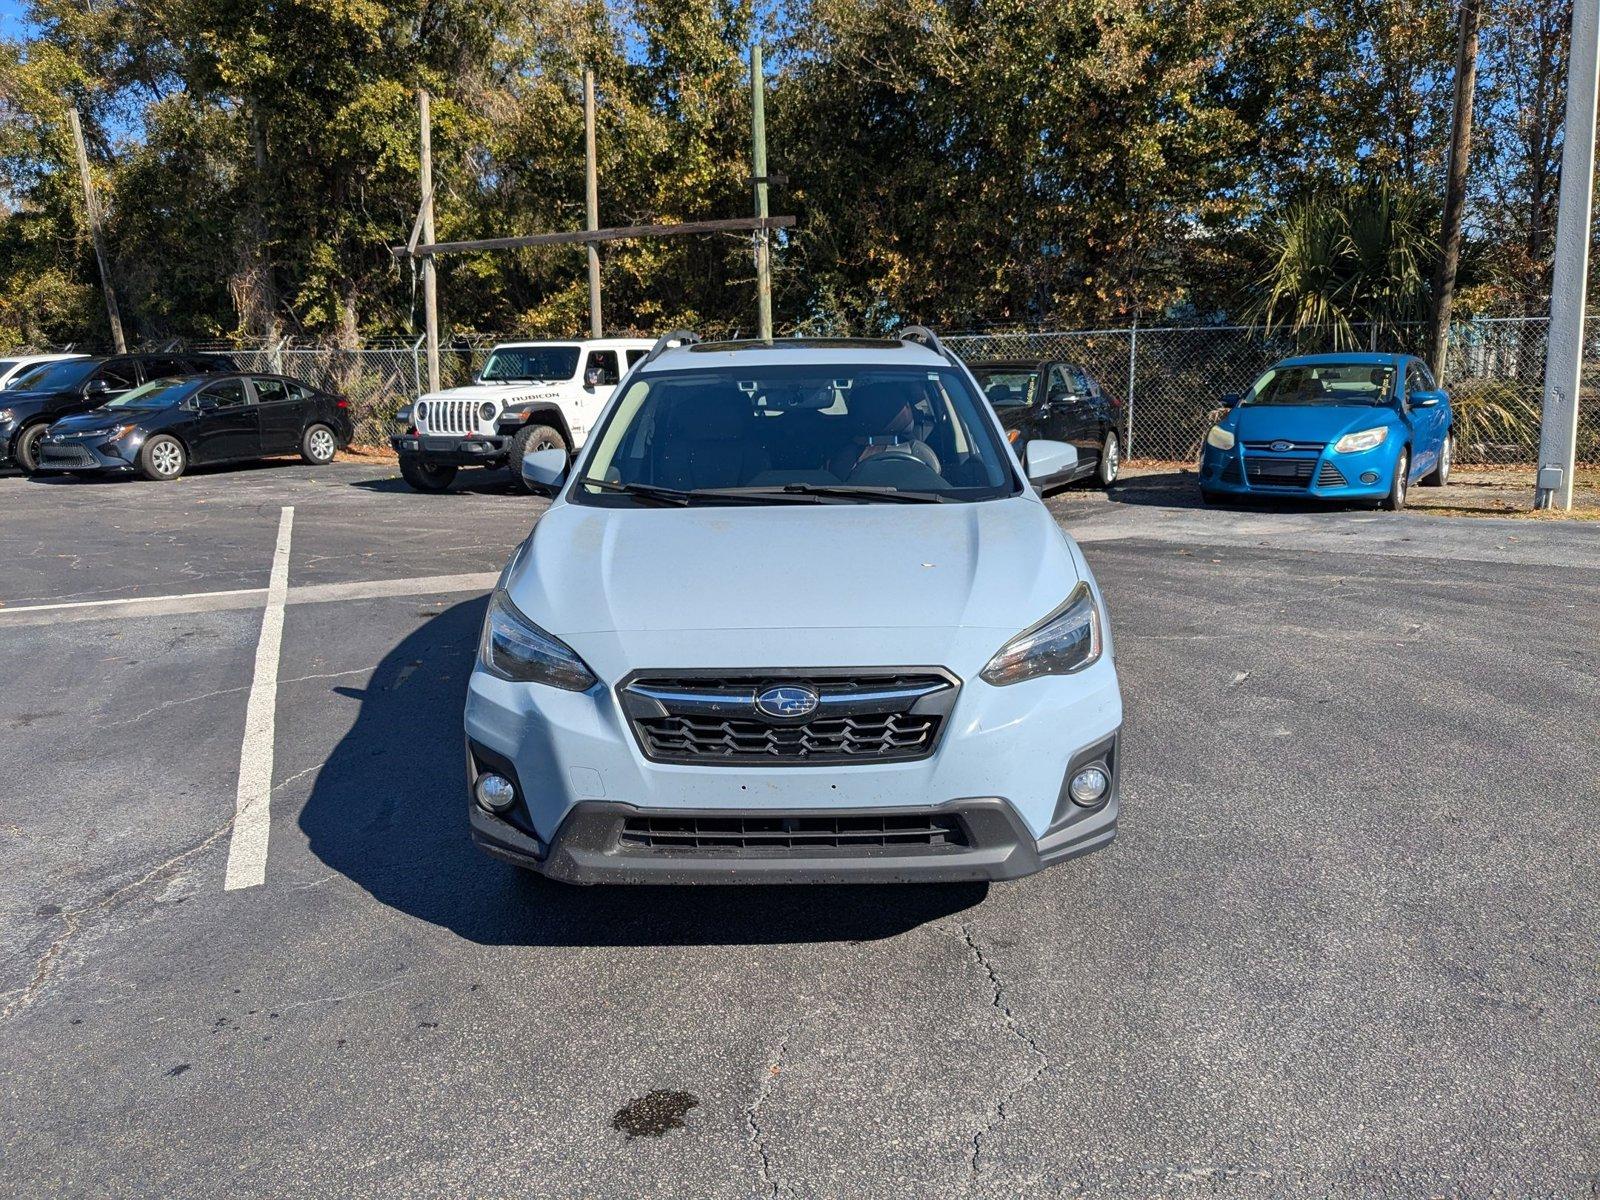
10,359 -> 97,391
573,364 -> 1019,506
106,378 -> 193,408
0,359 -> 18,382
480,346 -> 580,383
969,368 -> 1037,409
1243,363 -> 1395,407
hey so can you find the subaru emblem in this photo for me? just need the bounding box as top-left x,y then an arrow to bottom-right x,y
755,684 -> 819,720
1269,440 -> 1293,452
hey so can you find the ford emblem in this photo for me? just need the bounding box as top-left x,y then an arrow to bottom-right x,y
755,684 -> 819,720
1269,440 -> 1293,452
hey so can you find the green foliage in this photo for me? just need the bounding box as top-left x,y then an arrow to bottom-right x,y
1253,179 -> 1436,351
0,0 -> 1562,343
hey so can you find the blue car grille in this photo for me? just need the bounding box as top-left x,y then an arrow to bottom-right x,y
1242,439 -> 1327,453
1317,461 -> 1348,487
1220,459 -> 1242,483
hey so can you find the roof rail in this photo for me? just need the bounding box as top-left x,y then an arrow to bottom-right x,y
897,325 -> 958,365
643,329 -> 701,366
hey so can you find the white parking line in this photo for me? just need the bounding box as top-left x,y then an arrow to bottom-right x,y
223,506 -> 294,891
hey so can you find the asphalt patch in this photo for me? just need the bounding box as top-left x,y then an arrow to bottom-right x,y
611,1090 -> 700,1139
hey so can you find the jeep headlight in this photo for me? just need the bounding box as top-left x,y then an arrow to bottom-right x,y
1333,426 -> 1388,453
414,401 -> 428,422
981,582 -> 1103,686
1205,424 -> 1235,450
478,401 -> 496,422
478,588 -> 596,691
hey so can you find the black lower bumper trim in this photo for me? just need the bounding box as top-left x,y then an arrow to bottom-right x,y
391,434 -> 508,467
469,797 -> 1114,885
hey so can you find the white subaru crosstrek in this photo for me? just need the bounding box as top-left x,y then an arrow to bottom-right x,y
465,328 -> 1123,883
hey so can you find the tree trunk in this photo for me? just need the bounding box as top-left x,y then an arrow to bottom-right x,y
1429,0 -> 1482,380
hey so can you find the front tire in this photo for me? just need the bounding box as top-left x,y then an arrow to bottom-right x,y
13,422 -> 48,474
138,434 -> 187,482
506,423 -> 568,494
1382,448 -> 1409,511
1420,433 -> 1452,487
399,454 -> 457,493
1096,429 -> 1121,487
301,423 -> 338,466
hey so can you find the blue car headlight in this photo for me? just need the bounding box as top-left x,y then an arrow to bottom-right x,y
981,582 -> 1103,686
1205,424 -> 1236,450
1334,426 -> 1389,454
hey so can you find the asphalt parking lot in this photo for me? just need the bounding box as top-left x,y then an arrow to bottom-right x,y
2,460 -> 1596,1198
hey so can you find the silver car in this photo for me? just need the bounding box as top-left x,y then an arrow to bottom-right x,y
465,329 -> 1123,884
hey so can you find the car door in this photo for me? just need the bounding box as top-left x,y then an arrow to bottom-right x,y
189,378 -> 261,464
1041,365 -> 1094,474
1402,359 -> 1443,478
572,348 -> 622,444
251,376 -> 303,454
82,358 -> 138,409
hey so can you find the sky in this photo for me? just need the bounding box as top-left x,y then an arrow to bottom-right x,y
0,0 -> 32,40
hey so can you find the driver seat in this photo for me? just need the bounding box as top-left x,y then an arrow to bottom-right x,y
828,382 -> 941,479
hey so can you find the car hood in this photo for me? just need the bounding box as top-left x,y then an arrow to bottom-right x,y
507,496 -> 1079,636
49,407 -> 143,432
1229,404 -> 1397,444
1,387 -> 73,409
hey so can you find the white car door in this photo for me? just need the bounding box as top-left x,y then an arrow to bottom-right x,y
570,348 -> 623,445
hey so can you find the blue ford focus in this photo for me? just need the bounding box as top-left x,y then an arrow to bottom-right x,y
1198,353 -> 1453,510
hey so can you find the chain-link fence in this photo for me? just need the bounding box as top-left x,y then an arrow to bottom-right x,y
6,318 -> 1594,462
945,316 -> 1596,466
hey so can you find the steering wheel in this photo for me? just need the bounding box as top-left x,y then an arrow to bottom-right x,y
863,447 -> 931,469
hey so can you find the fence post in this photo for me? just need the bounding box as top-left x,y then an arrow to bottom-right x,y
1125,317 -> 1138,458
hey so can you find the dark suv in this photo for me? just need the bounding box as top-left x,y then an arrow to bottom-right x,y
968,359 -> 1123,489
0,353 -> 238,473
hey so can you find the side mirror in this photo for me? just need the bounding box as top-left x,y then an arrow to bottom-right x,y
521,446 -> 568,494
471,372 -> 484,385
1221,392 -> 1241,407
1410,390 -> 1445,409
1023,438 -> 1078,483
84,379 -> 111,396
583,367 -> 604,388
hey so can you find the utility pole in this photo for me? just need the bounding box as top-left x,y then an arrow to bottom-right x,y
1429,0 -> 1481,380
418,90 -> 441,394
1534,0 -> 1599,510
67,107 -> 126,353
750,43 -> 773,342
583,67 -> 603,339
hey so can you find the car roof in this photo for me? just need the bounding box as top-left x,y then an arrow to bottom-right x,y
643,337 -> 949,374
492,338 -> 654,349
969,359 -> 1056,371
1277,352 -> 1407,367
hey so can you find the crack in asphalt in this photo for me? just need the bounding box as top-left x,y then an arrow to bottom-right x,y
745,1035 -> 791,1198
0,816 -> 236,1024
946,920 -> 1051,1185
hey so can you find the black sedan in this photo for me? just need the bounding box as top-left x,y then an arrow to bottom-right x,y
968,359 -> 1123,489
37,373 -> 353,481
0,352 -> 237,473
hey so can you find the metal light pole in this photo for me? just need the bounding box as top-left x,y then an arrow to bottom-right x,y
584,67 -> 603,339
751,43 -> 773,343
1534,0 -> 1600,510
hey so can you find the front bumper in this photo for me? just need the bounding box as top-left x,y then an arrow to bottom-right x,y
391,432 -> 508,467
463,630 -> 1123,883
35,432 -> 139,472
1199,441 -> 1395,498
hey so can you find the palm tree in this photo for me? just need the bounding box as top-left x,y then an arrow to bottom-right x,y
1252,180 -> 1436,352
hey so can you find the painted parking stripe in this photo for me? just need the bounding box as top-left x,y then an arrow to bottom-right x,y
223,506 -> 294,891
0,572 -> 500,627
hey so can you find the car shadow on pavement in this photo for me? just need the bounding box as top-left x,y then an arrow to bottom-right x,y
298,597 -> 987,946
347,472 -> 527,497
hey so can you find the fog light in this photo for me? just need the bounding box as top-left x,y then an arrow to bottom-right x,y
474,772 -> 517,813
1360,471 -> 1378,484
1068,766 -> 1109,807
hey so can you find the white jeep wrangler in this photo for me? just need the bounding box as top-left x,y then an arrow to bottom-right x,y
391,338 -> 653,492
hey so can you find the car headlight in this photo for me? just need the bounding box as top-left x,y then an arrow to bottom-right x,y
0,408 -> 13,423
478,401 -> 496,422
1333,426 -> 1389,454
981,581 -> 1103,686
79,424 -> 137,440
1205,424 -> 1235,450
478,587 -> 596,690
414,401 -> 428,421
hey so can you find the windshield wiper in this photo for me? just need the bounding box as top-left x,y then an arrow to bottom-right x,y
703,483 -> 954,504
574,478 -> 696,506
